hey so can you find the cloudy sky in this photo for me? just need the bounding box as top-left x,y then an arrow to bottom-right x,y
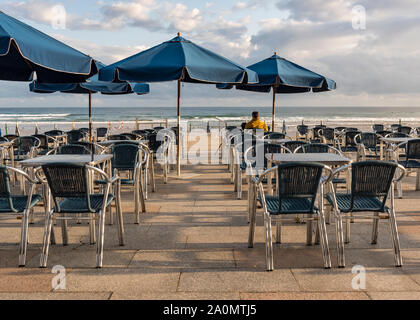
1,0 -> 419,108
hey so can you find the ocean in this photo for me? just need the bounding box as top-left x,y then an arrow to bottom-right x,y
1,106 -> 419,123
1,106 -> 420,135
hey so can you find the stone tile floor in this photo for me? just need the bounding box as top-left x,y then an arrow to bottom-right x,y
1,164 -> 420,300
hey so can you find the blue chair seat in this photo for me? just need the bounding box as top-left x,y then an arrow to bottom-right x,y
95,179 -> 134,185
257,196 -> 318,214
56,194 -> 114,213
399,160 -> 420,169
326,193 -> 387,213
0,194 -> 42,213
341,146 -> 358,152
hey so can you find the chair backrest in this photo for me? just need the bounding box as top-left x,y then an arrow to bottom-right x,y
42,163 -> 93,213
107,134 -> 129,141
79,128 -> 89,134
67,130 -> 85,143
16,136 -> 41,155
398,126 -> 412,135
345,127 -> 359,132
121,133 -> 138,140
96,127 -> 108,138
275,162 -> 324,214
350,161 -> 397,211
391,124 -> 401,130
373,124 -> 384,132
376,130 -> 392,137
319,128 -> 335,140
131,130 -> 147,139
32,134 -> 50,149
0,137 -> 9,143
406,139 -> 420,161
295,143 -> 336,154
335,127 -> 346,132
45,130 -> 64,137
284,140 -> 307,153
386,132 -> 408,138
265,132 -> 285,140
154,127 -> 165,131
57,144 -> 90,155
111,144 -> 140,170
297,125 -> 308,135
74,142 -> 100,154
4,135 -> 18,147
0,166 -> 15,211
355,132 -> 378,150
312,125 -> 326,138
345,130 -> 361,147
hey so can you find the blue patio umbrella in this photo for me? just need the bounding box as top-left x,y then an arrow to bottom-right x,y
99,33 -> 258,176
30,78 -> 150,148
0,11 -> 99,83
217,53 -> 336,131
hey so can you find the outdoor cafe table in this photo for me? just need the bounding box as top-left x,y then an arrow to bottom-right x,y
265,153 -> 352,195
379,137 -> 416,160
20,154 -> 114,245
98,140 -> 149,147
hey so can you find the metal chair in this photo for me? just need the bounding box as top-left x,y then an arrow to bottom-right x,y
376,130 -> 393,137
79,128 -> 89,134
33,134 -> 56,156
248,162 -> 332,270
296,125 -> 309,140
339,130 -> 361,155
325,161 -> 405,267
67,130 -> 85,143
39,163 -> 123,268
74,142 -> 107,155
96,144 -> 148,223
318,128 -> 335,146
45,130 -> 64,137
107,134 -> 129,141
13,136 -> 41,161
264,132 -> 286,140
0,166 -> 42,266
390,139 -> 420,198
312,125 -> 326,140
398,126 -> 412,135
55,144 -> 90,155
283,140 -> 307,153
373,124 -> 384,132
295,143 -> 342,155
391,124 -> 402,131
121,133 -> 138,140
354,132 -> 380,160
96,127 -> 108,141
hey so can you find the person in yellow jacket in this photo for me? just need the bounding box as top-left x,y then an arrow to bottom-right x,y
244,111 -> 269,132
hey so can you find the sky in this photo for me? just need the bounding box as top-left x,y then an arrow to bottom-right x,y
0,0 -> 419,109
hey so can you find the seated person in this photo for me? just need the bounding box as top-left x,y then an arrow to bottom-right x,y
245,111 -> 269,132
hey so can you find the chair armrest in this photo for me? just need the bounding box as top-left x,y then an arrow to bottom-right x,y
394,164 -> 406,182
6,166 -> 40,184
86,165 -> 118,184
326,164 -> 352,184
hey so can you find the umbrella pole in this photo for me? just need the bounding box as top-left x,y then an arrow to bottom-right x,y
272,86 -> 276,132
177,79 -> 181,176
89,91 -> 94,161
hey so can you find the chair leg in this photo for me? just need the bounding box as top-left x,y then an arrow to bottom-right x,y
144,167 -> 148,200
317,210 -> 331,269
107,204 -> 114,225
18,209 -> 30,267
335,213 -> 346,268
40,210 -> 54,268
345,215 -> 351,244
96,211 -> 106,268
397,180 -> 403,199
371,212 -> 380,244
264,213 -> 274,271
237,168 -> 242,200
306,214 -> 313,246
138,179 -> 146,213
248,184 -> 257,248
115,193 -> 125,246
61,214 -> 68,246
388,208 -> 403,267
275,220 -> 282,244
247,179 -> 253,223
134,184 -> 140,224
89,213 -> 96,245
314,220 -> 320,245
150,158 -> 156,192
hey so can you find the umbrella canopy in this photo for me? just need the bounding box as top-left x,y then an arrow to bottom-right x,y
0,11 -> 98,83
99,33 -> 258,176
217,54 -> 336,131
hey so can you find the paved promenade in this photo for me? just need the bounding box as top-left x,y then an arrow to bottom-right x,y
1,164 -> 420,300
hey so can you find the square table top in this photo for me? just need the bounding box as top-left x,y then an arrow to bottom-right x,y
380,137 -> 417,144
20,154 -> 113,167
265,153 -> 351,166
98,140 -> 149,146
